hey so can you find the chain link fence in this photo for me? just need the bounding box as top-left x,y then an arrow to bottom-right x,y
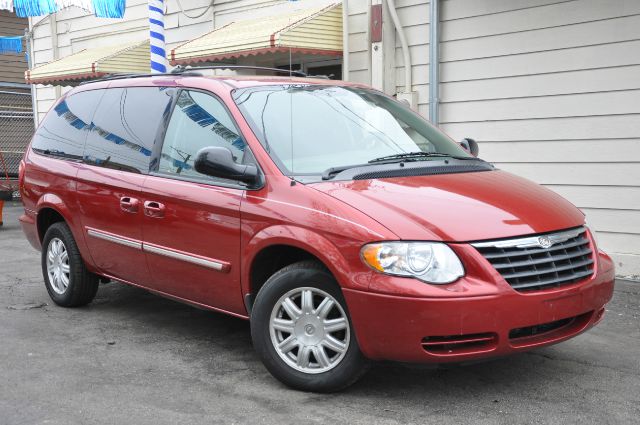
0,87 -> 33,197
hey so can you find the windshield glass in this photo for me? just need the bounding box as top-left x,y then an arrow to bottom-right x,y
232,85 -> 471,176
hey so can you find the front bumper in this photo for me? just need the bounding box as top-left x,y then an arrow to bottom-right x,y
343,250 -> 615,363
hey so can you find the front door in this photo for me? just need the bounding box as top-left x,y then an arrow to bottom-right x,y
140,89 -> 250,315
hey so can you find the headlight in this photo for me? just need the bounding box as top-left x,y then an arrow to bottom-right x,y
361,242 -> 464,284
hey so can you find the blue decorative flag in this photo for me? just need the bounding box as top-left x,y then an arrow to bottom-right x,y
11,0 -> 125,18
92,0 -> 124,18
0,36 -> 22,54
14,0 -> 57,17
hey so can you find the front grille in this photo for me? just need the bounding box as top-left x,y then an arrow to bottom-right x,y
509,317 -> 573,340
473,227 -> 594,291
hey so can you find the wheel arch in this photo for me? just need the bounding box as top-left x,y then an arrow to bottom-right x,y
35,193 -> 96,271
35,193 -> 76,240
36,206 -> 66,243
242,225 -> 357,312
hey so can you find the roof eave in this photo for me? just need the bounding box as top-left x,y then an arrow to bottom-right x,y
170,47 -> 342,66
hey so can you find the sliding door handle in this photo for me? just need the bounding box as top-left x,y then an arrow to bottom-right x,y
144,201 -> 165,218
120,196 -> 139,213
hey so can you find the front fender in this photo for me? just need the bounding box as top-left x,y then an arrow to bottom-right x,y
242,225 -> 371,296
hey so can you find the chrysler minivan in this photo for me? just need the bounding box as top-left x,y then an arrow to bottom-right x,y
19,68 -> 615,392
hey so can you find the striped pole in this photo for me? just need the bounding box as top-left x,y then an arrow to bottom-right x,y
148,0 -> 167,73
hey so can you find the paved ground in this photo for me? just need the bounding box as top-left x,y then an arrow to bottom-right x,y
0,202 -> 638,425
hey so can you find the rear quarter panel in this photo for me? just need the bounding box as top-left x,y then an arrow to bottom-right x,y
22,148 -> 97,271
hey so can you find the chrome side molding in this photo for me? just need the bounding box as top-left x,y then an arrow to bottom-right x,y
87,228 -> 143,250
143,243 -> 228,272
86,227 -> 229,272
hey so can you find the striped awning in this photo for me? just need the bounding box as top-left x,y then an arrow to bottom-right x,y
170,2 -> 343,65
25,40 -> 150,85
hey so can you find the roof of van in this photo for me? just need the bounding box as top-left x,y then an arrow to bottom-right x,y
210,75 -> 365,89
75,74 -> 369,92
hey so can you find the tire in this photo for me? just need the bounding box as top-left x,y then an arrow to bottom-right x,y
41,222 -> 99,307
250,260 -> 368,392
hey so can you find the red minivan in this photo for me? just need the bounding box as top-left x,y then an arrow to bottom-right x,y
19,68 -> 615,391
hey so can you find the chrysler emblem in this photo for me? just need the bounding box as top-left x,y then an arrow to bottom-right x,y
538,236 -> 553,249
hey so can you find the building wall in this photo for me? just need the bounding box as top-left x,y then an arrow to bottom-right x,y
0,10 -> 29,84
346,0 -> 371,85
393,0 -> 428,116
436,0 -> 640,276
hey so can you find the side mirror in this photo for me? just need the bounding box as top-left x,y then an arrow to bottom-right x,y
194,146 -> 260,187
459,138 -> 479,157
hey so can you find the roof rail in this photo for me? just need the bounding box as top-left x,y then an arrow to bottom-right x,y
80,65 -> 308,85
79,72 -> 175,84
170,65 -> 308,77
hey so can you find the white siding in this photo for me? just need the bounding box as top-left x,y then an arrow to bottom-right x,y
346,0 -> 371,85
394,0 -> 429,116
438,0 -> 640,276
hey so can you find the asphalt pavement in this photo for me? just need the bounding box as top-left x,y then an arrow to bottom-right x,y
1,202 -> 638,425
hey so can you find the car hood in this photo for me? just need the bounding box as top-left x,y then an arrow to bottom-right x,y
309,170 -> 585,242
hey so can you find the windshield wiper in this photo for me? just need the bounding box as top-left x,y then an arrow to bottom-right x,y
322,163 -> 370,180
368,151 -> 482,164
42,149 -> 66,156
321,152 -> 485,181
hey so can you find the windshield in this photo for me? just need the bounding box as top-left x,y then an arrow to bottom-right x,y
232,85 -> 471,176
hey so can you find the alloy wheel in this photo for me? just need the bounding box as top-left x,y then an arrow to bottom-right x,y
46,238 -> 70,295
269,287 -> 350,374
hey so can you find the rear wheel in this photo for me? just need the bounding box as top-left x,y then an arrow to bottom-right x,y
42,222 -> 99,307
251,261 -> 367,392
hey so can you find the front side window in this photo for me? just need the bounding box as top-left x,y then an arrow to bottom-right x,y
157,90 -> 246,183
31,90 -> 104,160
83,87 -> 173,173
233,85 -> 472,177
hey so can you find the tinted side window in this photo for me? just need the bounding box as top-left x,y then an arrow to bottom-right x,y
158,90 -> 246,182
83,87 -> 174,173
31,90 -> 104,160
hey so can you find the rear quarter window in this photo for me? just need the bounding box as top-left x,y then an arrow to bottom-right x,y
31,90 -> 104,160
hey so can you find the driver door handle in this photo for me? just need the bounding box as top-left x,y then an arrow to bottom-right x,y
144,201 -> 165,218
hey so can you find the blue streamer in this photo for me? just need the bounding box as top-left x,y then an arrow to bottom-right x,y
0,36 -> 23,54
183,104 -> 217,127
92,0 -> 126,18
178,94 -> 247,152
231,138 -> 246,151
14,0 -> 57,17
54,100 -> 151,161
13,0 -> 125,18
69,117 -> 88,130
54,101 -> 71,116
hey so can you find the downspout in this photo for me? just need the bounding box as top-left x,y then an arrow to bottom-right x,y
386,0 -> 410,93
429,0 -> 439,124
24,26 -> 37,129
49,14 -> 61,100
342,0 -> 349,81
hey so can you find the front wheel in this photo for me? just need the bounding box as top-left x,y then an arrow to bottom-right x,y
250,261 -> 368,392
